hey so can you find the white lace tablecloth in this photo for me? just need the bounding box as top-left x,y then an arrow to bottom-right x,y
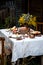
0,29 -> 43,62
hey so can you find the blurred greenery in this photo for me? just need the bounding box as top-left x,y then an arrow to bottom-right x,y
0,17 -> 14,29
0,18 -> 5,29
19,56 -> 41,65
4,16 -> 15,28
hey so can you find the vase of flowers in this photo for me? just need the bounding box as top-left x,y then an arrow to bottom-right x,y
18,13 -> 37,30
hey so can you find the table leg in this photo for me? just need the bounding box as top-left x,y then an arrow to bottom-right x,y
16,59 -> 20,65
41,56 -> 43,65
11,62 -> 16,65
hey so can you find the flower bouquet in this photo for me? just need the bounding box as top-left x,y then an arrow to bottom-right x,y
18,13 -> 37,28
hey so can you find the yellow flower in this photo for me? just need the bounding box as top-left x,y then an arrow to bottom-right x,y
31,17 -> 37,27
33,17 -> 36,21
31,21 -> 37,27
19,17 -> 25,24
